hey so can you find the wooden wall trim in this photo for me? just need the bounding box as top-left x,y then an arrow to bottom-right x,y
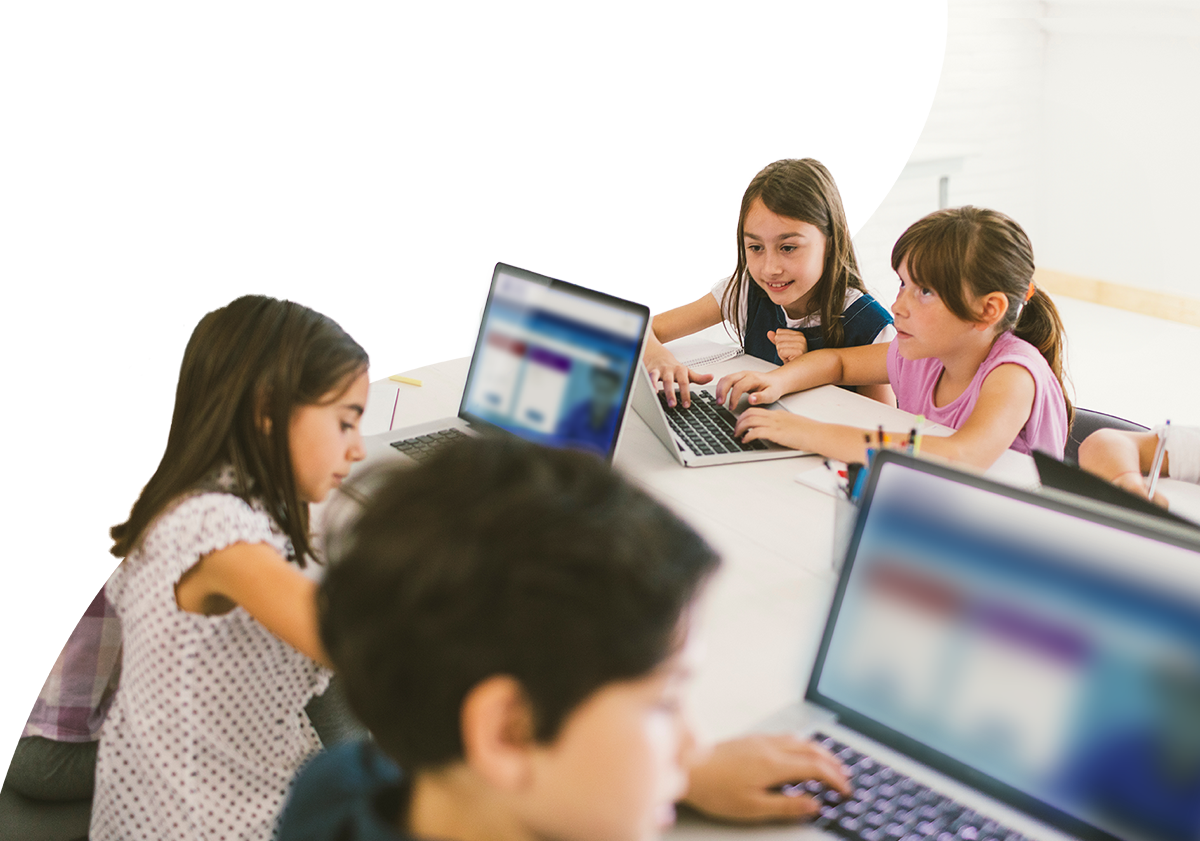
1034,268 -> 1200,328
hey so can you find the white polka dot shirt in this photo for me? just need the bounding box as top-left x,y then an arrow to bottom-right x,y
91,489 -> 332,841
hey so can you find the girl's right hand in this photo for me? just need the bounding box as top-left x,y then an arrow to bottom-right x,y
715,370 -> 784,409
767,328 -> 808,363
644,348 -> 713,408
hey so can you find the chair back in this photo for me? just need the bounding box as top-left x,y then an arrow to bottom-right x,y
1065,407 -> 1148,465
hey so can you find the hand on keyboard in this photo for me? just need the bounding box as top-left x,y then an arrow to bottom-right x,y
800,734 -> 1028,841
657,390 -> 772,454
681,732 -> 851,823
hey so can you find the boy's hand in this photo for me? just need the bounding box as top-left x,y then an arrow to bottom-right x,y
682,733 -> 852,822
768,328 -> 808,363
715,370 -> 782,409
644,348 -> 713,408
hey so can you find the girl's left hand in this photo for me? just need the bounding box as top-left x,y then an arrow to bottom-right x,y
734,407 -> 809,450
767,329 -> 808,363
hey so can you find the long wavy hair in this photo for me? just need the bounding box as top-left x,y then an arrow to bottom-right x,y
723,158 -> 867,348
110,295 -> 369,565
891,206 -> 1073,426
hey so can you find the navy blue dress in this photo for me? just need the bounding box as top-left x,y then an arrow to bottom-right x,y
740,284 -> 893,366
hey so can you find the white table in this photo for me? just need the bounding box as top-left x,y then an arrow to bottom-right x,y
358,352 -> 1200,841
359,352 -> 1040,745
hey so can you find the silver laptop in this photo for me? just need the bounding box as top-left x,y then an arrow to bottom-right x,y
632,365 -> 810,467
364,263 -> 649,465
743,450 -> 1200,841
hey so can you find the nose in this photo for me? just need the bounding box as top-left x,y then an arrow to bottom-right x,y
891,285 -> 908,318
675,700 -> 701,772
348,428 -> 366,463
762,248 -> 783,277
672,712 -> 705,803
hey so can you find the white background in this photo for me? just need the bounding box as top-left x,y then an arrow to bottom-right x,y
0,2 -> 947,774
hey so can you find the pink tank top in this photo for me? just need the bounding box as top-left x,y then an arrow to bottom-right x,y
886,331 -> 1068,458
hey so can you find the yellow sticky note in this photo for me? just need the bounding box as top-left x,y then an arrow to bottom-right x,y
389,375 -> 423,387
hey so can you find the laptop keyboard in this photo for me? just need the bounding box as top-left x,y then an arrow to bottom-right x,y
389,428 -> 468,462
795,733 -> 1029,841
658,389 -> 770,454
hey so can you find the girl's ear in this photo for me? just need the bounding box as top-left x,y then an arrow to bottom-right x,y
974,292 -> 1010,331
460,675 -> 538,792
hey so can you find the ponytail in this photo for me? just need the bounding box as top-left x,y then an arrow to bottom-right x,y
1014,286 -> 1074,427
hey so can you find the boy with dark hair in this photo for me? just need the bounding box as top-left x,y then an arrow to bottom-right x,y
279,436 -> 718,841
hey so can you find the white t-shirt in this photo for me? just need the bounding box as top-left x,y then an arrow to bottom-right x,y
709,274 -> 896,344
1156,423 -> 1200,484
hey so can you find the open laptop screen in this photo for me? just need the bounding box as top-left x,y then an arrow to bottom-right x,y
459,263 -> 648,461
809,453 -> 1200,841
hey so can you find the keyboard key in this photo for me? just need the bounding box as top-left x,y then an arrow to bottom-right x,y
809,734 -> 1019,841
390,428 -> 468,462
659,391 -> 773,455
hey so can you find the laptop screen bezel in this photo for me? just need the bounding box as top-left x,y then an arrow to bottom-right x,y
1033,448 -> 1199,530
456,262 -> 650,463
805,450 -> 1200,841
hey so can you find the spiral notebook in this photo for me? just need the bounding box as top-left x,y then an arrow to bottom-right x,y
666,337 -> 744,367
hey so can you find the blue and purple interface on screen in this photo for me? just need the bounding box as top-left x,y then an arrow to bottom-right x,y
819,465 -> 1200,841
462,272 -> 644,457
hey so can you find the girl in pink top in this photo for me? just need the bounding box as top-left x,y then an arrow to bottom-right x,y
713,207 -> 1072,469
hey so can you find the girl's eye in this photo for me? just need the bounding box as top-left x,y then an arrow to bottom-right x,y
341,421 -> 357,432
780,245 -> 796,253
919,287 -> 935,298
745,243 -> 763,253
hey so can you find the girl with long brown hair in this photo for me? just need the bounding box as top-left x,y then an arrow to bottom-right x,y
643,158 -> 896,407
716,206 -> 1072,469
92,295 -> 369,841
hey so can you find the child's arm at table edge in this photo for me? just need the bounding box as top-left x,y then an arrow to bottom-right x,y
911,363 -> 1036,470
716,343 -> 890,408
682,732 -> 852,823
1078,428 -> 1166,499
175,542 -> 332,668
732,361 -> 1037,471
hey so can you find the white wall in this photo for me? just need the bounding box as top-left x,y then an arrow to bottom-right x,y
854,0 -> 1200,423
857,0 -> 1200,299
854,0 -> 1047,302
1039,0 -> 1200,297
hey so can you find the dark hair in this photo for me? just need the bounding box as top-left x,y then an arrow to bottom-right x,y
110,295 -> 369,564
891,206 -> 1074,426
723,158 -> 866,349
319,436 -> 719,771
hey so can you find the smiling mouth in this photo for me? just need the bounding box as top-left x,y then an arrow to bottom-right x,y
764,280 -> 793,290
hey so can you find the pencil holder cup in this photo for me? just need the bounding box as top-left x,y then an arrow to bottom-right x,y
832,496 -> 860,573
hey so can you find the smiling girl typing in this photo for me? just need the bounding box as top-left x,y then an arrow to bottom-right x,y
716,206 -> 1072,470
